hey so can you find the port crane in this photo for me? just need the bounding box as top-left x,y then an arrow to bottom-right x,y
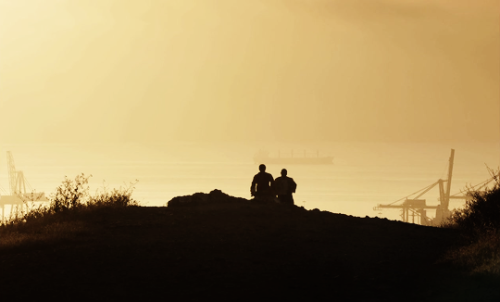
0,151 -> 47,221
375,149 -> 470,226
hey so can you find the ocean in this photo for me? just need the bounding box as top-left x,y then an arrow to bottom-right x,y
0,141 -> 498,222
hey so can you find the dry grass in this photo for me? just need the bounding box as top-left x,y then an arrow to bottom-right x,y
443,230 -> 500,274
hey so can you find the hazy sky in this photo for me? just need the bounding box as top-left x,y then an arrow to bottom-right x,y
0,0 -> 498,144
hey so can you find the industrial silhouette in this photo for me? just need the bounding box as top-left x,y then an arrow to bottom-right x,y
0,151 -> 47,221
375,149 -> 496,225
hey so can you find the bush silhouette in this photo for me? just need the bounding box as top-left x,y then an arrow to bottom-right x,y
446,171 -> 500,236
443,169 -> 500,274
1,173 -> 138,227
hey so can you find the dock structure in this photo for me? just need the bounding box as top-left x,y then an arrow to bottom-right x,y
0,151 -> 48,222
375,149 -> 467,226
375,149 -> 498,225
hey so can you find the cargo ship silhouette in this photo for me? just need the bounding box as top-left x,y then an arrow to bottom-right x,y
253,150 -> 333,165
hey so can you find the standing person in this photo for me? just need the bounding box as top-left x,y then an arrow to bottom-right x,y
250,164 -> 275,202
274,168 -> 297,205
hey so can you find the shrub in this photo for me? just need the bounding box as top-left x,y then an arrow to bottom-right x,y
443,169 -> 500,274
0,174 -> 139,249
90,181 -> 139,208
50,173 -> 92,213
446,170 -> 500,236
0,174 -> 139,227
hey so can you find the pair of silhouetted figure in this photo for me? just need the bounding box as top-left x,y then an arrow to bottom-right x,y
250,164 -> 297,205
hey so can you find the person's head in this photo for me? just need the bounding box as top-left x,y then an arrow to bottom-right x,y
281,168 -> 287,176
259,164 -> 266,172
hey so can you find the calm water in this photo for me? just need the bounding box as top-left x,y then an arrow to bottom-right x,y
1,141 -> 498,222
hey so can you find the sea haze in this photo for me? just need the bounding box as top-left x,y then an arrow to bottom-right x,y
0,141 -> 498,222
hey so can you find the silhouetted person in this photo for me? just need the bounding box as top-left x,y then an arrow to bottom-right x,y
274,168 -> 297,205
250,164 -> 275,202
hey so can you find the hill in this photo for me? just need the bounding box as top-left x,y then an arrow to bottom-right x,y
0,190 -> 498,301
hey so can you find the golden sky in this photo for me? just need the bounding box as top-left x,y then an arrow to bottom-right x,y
0,0 -> 498,143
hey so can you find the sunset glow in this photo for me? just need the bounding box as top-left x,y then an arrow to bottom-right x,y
0,0 -> 498,143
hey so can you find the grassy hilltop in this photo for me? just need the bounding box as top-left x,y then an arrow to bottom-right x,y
0,175 -> 499,301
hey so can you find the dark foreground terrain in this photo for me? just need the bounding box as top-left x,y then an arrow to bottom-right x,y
1,191 -> 498,301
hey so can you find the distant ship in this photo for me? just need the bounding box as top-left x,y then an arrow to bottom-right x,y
253,150 -> 333,165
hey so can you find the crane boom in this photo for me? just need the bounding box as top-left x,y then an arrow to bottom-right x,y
374,149 -> 462,225
443,149 -> 455,210
6,151 -> 29,196
7,151 -> 17,195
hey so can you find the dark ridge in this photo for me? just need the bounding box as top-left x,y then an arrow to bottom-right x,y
167,189 -> 249,207
0,191 -> 498,301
